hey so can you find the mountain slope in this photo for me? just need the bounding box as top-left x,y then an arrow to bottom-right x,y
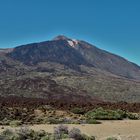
8,39 -> 90,71
75,40 -> 140,79
8,35 -> 140,80
0,35 -> 140,103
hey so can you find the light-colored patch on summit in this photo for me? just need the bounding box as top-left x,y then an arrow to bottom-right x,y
68,40 -> 75,47
67,39 -> 79,48
72,39 -> 79,45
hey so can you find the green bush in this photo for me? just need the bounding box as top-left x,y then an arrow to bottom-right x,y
37,130 -> 46,137
106,137 -> 118,140
81,134 -> 96,140
9,120 -> 22,127
0,118 -> 11,125
71,108 -> 86,115
1,127 -> 49,140
9,134 -> 23,140
86,119 -> 101,124
45,117 -> 64,124
40,135 -> 50,140
127,113 -> 139,120
86,108 -> 125,120
2,129 -> 13,137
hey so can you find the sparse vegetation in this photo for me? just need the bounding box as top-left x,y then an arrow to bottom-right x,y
54,125 -> 69,139
86,107 -> 139,120
9,120 -> 22,127
69,127 -> 95,140
86,119 -> 101,124
0,104 -> 139,127
0,125 -> 96,140
71,107 -> 86,115
106,137 -> 118,140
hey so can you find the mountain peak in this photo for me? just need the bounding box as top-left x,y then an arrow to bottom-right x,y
53,35 -> 79,48
53,35 -> 71,41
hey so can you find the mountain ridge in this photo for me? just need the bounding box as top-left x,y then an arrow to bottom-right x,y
7,35 -> 140,80
0,35 -> 140,103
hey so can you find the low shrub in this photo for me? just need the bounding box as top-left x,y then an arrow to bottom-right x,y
1,127 -> 48,140
69,128 -> 95,140
54,125 -> 68,134
127,113 -> 139,120
44,117 -> 64,124
86,108 -> 126,120
86,119 -> 101,124
2,129 -> 13,137
69,128 -> 83,140
54,125 -> 69,139
106,137 -> 118,140
0,118 -> 11,125
81,134 -> 96,140
71,108 -> 86,115
9,120 -> 22,127
40,135 -> 50,140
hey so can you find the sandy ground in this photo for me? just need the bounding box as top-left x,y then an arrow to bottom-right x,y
0,120 -> 140,140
